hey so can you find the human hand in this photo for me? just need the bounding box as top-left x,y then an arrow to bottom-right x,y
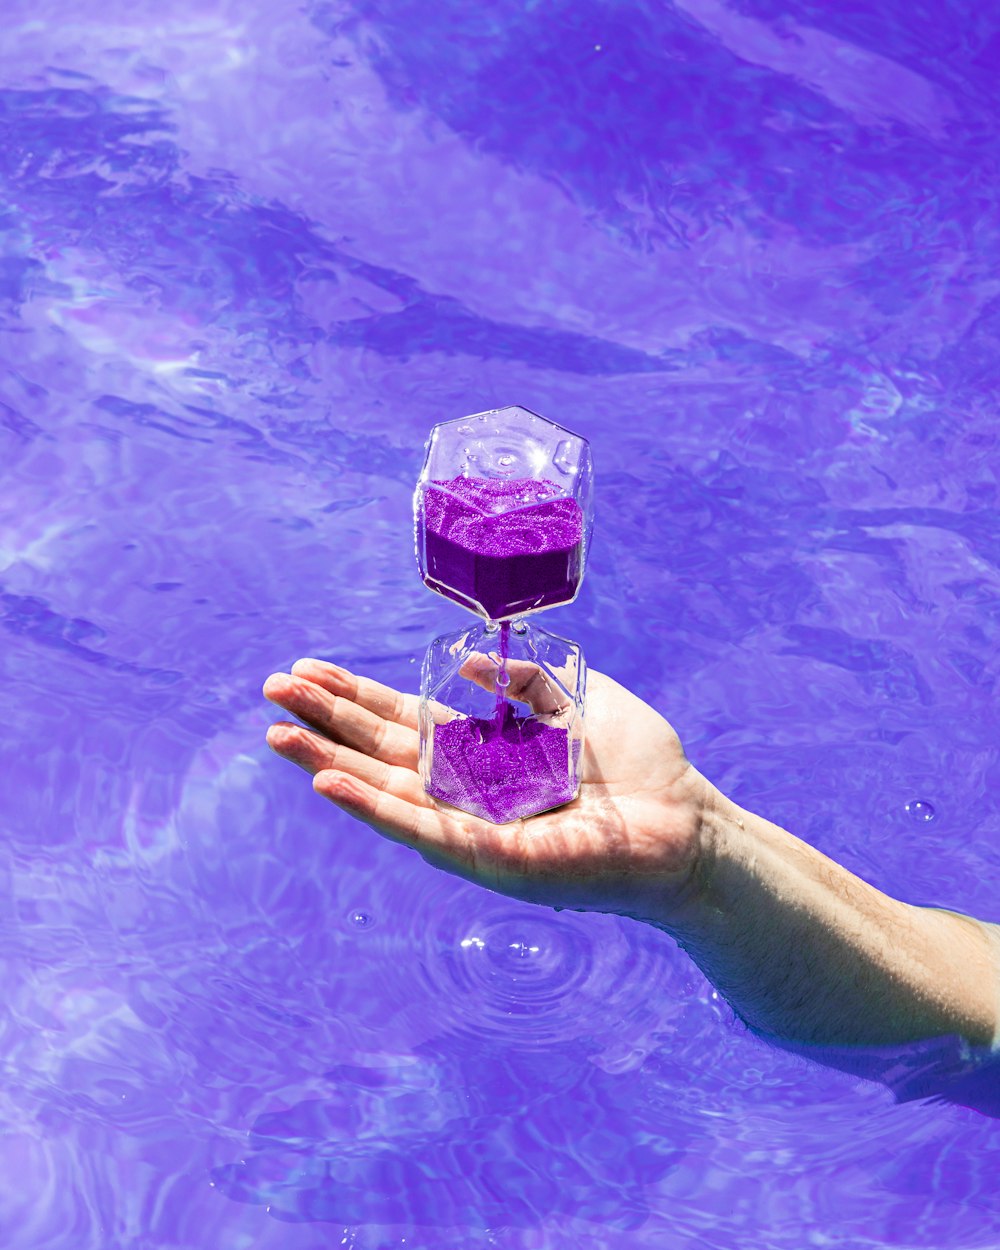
262,658 -> 711,920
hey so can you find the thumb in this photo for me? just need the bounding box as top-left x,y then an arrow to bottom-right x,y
458,652 -> 572,717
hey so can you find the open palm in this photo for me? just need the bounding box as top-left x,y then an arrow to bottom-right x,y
263,658 -> 708,919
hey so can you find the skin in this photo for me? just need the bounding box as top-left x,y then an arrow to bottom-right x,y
263,658 -> 1000,1050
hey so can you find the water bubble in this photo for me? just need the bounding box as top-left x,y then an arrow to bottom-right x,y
496,669 -> 511,689
498,454 -> 515,467
553,438 -> 580,475
457,425 -> 473,434
904,799 -> 936,824
512,619 -> 528,635
347,909 -> 374,929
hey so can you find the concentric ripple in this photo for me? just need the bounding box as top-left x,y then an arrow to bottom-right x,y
410,883 -> 685,1050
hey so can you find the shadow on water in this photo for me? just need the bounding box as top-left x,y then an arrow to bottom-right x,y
770,1034 -> 1000,1121
0,82 -> 679,389
317,0 -> 998,261
210,1041 -> 693,1231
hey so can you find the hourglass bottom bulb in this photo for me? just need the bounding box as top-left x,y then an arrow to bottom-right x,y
428,704 -> 580,824
419,621 -> 586,825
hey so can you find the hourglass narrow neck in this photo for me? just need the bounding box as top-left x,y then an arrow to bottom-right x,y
493,620 -> 511,722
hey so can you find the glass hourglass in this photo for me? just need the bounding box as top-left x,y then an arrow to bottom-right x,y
414,405 -> 593,823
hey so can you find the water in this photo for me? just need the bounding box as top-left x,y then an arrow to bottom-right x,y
2,0 -> 1000,1246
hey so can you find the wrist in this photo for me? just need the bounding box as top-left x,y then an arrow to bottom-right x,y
627,767 -> 736,930
670,780 -> 734,930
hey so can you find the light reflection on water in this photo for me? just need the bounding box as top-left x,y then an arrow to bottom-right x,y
2,0 -> 1000,1246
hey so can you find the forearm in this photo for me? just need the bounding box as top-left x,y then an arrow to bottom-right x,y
646,779 -> 1000,1048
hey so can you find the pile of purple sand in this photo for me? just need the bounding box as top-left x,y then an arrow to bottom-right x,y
427,701 -> 576,824
419,475 -> 584,621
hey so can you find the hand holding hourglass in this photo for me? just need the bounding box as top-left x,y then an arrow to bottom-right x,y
263,403 -> 704,918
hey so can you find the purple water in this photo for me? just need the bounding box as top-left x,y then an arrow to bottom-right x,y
420,476 -> 585,620
3,0 -> 1000,1247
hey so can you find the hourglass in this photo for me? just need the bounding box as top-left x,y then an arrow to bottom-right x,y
414,405 -> 593,824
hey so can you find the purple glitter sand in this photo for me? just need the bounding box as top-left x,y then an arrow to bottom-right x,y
420,476 -> 584,620
428,701 -> 576,824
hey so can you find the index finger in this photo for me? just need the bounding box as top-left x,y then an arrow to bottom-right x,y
290,658 -> 419,730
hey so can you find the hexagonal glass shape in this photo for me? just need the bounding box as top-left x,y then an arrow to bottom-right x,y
420,619 -> 586,824
414,405 -> 594,622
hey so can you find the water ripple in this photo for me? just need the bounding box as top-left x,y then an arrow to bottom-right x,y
413,894 -> 679,1051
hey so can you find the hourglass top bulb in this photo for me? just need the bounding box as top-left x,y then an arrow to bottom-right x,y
414,405 -> 594,621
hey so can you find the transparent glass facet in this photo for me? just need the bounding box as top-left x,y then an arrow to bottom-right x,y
420,620 -> 586,824
414,405 -> 594,621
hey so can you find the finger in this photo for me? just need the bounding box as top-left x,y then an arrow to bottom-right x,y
290,657 -> 419,730
267,721 -> 428,804
313,768 -> 476,868
262,672 -> 418,769
458,654 -> 571,716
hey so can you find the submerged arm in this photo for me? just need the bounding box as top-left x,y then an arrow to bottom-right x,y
648,781 -> 1000,1049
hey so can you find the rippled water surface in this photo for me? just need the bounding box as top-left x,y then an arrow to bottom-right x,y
3,1 -> 1000,1246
